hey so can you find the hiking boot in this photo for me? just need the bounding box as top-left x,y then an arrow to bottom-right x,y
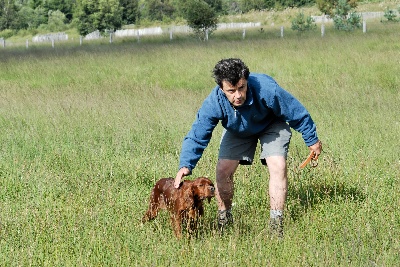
270,216 -> 284,239
217,210 -> 233,233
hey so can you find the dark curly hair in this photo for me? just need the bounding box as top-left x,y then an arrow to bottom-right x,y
212,58 -> 250,87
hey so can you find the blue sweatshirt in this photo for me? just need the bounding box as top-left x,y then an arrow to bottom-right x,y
179,73 -> 318,172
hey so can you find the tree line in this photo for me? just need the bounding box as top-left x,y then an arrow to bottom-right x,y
0,0 -> 357,38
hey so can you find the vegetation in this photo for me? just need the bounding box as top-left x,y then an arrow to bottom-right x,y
0,19 -> 399,265
184,0 -> 218,40
332,0 -> 361,31
383,6 -> 400,22
0,0 -> 359,38
74,0 -> 124,35
291,11 -> 317,33
316,0 -> 358,16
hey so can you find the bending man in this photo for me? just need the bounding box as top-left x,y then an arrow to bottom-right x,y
174,58 -> 322,237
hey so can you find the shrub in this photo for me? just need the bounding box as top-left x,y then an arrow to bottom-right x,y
184,0 -> 218,41
0,29 -> 14,39
291,12 -> 317,33
332,0 -> 361,31
382,7 -> 398,22
47,10 -> 68,32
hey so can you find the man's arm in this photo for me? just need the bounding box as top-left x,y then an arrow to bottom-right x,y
174,167 -> 191,188
174,93 -> 221,188
269,83 -> 319,146
308,140 -> 322,159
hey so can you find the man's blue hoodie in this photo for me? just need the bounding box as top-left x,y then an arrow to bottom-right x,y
179,73 -> 319,172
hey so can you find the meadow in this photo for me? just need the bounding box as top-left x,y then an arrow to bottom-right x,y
0,21 -> 399,266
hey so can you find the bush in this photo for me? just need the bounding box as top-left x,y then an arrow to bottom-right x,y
0,29 -> 14,39
47,10 -> 68,32
382,7 -> 398,22
332,0 -> 361,31
291,12 -> 317,33
184,0 -> 218,41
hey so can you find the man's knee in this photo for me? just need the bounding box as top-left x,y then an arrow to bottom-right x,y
265,156 -> 287,178
216,159 -> 239,181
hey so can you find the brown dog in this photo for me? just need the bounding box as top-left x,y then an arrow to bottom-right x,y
142,177 -> 215,238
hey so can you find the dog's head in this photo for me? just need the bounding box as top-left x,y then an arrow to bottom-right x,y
191,177 -> 215,202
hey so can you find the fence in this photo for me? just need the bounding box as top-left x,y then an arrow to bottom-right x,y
311,12 -> 385,23
32,32 -> 68,42
0,12 -> 393,49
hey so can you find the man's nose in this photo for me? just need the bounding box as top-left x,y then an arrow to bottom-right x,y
234,90 -> 242,98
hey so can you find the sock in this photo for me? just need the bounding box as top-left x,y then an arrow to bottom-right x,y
270,209 -> 283,219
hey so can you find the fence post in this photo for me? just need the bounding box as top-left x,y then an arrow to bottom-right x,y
80,36 -> 83,45
242,28 -> 246,39
363,20 -> 367,33
137,31 -> 140,42
170,29 -> 173,41
280,26 -> 284,38
321,24 -> 325,37
26,39 -> 29,49
51,38 -> 54,48
109,32 -> 113,43
205,29 -> 209,41
1,39 -> 5,48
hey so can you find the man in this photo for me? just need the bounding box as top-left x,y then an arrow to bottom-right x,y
174,58 -> 322,237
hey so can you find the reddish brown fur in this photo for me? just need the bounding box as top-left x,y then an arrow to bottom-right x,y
142,177 -> 215,238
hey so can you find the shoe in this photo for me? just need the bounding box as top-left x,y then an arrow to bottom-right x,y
217,210 -> 233,233
269,216 -> 284,239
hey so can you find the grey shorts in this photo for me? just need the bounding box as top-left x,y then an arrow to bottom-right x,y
218,121 -> 292,165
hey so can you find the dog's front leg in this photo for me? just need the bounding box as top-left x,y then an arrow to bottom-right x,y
171,213 -> 183,238
186,208 -> 199,237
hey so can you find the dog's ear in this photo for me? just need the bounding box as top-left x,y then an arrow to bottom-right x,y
191,182 -> 200,197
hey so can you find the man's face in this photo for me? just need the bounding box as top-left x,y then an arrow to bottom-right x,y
221,78 -> 248,107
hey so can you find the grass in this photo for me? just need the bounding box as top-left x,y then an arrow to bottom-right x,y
1,19 -> 400,266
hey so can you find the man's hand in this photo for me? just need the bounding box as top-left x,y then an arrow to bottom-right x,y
309,140 -> 322,160
174,167 -> 191,188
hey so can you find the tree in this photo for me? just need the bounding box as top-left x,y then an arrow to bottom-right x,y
204,0 -> 223,14
33,7 -> 48,28
16,6 -> 35,29
171,0 -> 189,18
0,0 -> 19,30
184,0 -> 218,40
332,0 -> 361,31
224,0 -> 241,14
291,11 -> 316,33
316,0 -> 358,16
146,0 -> 175,21
120,0 -> 139,24
17,6 -> 47,29
47,10 -> 67,31
75,0 -> 123,36
316,0 -> 335,16
43,0 -> 75,21
240,0 -> 267,13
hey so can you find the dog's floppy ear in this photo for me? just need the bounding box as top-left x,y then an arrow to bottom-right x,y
191,182 -> 200,197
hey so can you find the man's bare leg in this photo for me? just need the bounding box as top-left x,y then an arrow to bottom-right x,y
215,159 -> 239,210
266,156 -> 288,210
215,159 -> 239,229
265,155 -> 288,237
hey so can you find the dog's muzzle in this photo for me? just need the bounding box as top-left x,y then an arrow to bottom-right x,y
209,186 -> 215,195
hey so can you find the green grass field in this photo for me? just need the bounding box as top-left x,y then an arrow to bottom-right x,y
1,20 -> 399,266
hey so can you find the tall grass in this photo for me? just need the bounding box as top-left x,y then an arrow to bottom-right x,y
0,21 -> 399,266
